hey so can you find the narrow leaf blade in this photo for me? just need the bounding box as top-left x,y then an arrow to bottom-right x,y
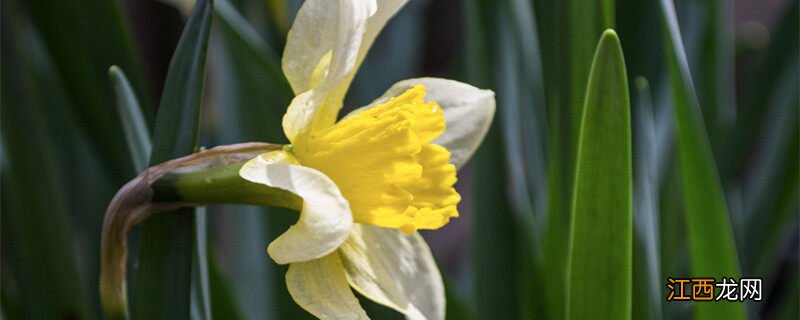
1,7 -> 91,317
25,0 -> 152,179
133,0 -> 214,319
109,66 -> 152,172
566,30 -> 632,320
658,0 -> 744,318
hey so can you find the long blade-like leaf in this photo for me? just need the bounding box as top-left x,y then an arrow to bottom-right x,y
212,1 -> 307,318
191,208 -> 212,320
1,6 -> 91,318
109,66 -> 152,172
568,0 -> 611,160
658,0 -> 744,318
631,77 -> 662,320
465,0 -> 523,318
724,0 -> 798,178
133,0 -> 214,319
25,0 -> 152,179
566,30 -> 631,320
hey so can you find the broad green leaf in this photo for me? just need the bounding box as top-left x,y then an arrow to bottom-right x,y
133,0 -> 214,319
658,0 -> 744,319
109,66 -> 152,172
566,30 -> 631,320
1,6 -> 90,318
539,2 -> 615,316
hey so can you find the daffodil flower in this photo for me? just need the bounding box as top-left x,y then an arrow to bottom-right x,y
100,0 -> 494,319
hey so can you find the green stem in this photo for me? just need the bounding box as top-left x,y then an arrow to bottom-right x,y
152,161 -> 302,211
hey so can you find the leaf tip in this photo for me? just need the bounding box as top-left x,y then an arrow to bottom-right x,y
634,76 -> 650,90
109,65 -> 121,76
599,29 -> 621,47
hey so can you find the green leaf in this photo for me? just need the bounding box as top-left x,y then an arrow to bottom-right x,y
109,66 -> 152,319
538,4 -> 615,317
1,6 -> 91,318
566,30 -> 631,320
443,276 -> 472,320
502,0 -> 548,223
109,66 -> 152,172
212,2 -> 304,318
472,122 -> 521,320
696,0 -> 736,142
600,0 -> 615,27
568,0 -> 611,160
724,0 -> 798,178
25,0 -> 152,179
191,209 -> 212,320
657,0 -> 744,319
496,1 -> 550,318
208,252 -> 243,320
741,67 -> 799,274
531,1 -> 571,319
133,0 -> 214,319
213,0 -> 292,142
464,1 -> 524,319
631,77 -> 662,320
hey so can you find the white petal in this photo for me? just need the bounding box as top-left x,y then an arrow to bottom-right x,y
339,224 -> 445,320
281,0 -> 409,142
287,253 -> 369,320
349,78 -> 496,170
239,150 -> 352,264
282,0 -> 374,94
282,90 -> 324,145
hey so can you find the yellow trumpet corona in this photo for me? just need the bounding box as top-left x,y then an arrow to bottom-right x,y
292,85 -> 460,233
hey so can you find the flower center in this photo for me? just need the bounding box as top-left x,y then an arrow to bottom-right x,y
291,85 -> 460,233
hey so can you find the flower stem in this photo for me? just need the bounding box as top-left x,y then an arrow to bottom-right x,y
152,160 -> 303,210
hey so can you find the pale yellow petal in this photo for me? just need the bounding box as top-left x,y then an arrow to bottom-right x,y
239,150 -> 352,264
281,0 -> 374,142
339,224 -> 445,320
282,0 -> 374,94
287,253 -> 369,320
281,0 -> 410,143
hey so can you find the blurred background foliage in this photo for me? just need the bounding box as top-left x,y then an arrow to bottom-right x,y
1,0 -> 798,319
